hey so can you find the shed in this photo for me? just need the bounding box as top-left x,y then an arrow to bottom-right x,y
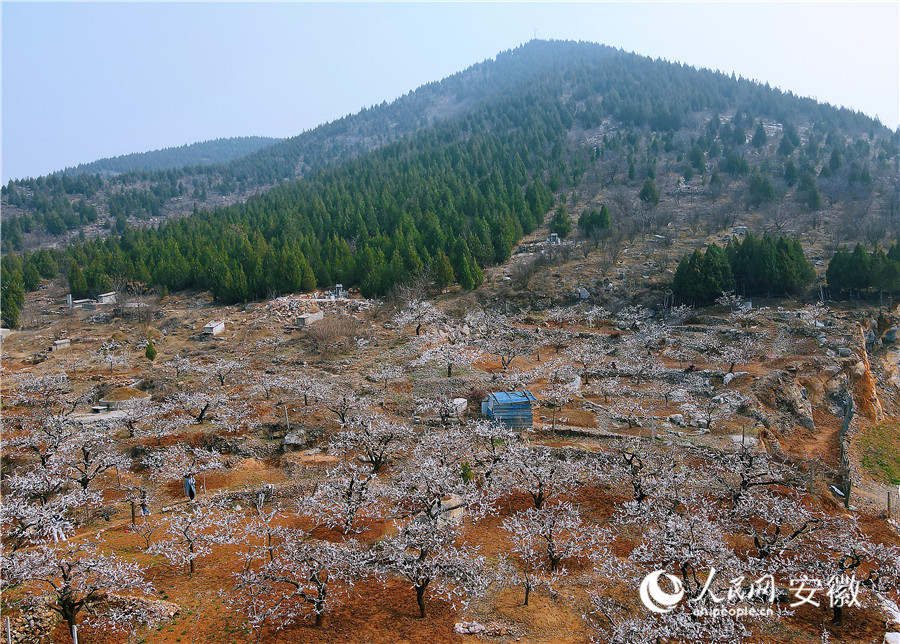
98,386 -> 151,411
50,338 -> 71,351
0,328 -> 11,341
548,233 -> 560,245
203,320 -> 225,336
97,292 -> 117,305
296,311 -> 324,327
481,391 -> 537,429
332,283 -> 347,298
72,299 -> 97,311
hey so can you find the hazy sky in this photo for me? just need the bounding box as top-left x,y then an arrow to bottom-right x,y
2,2 -> 898,182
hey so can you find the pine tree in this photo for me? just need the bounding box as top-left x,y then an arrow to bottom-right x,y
1,269 -> 25,328
469,256 -> 485,289
145,339 -> 157,361
68,262 -> 89,299
747,171 -> 776,207
783,160 -> 798,187
751,122 -> 768,148
577,206 -> 611,237
700,243 -> 733,299
299,253 -> 317,292
638,178 -> 659,205
23,263 -> 40,291
433,252 -> 454,290
457,257 -> 475,291
550,205 -> 572,238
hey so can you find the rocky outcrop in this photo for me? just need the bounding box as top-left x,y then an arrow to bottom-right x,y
753,370 -> 814,431
851,325 -> 884,422
781,380 -> 815,430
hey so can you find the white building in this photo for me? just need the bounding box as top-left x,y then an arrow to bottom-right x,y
203,320 -> 225,336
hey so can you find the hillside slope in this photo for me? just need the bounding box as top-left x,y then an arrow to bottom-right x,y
3,40 -> 898,306
60,136 -> 282,177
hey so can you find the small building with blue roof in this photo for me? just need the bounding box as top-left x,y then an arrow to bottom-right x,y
481,391 -> 537,429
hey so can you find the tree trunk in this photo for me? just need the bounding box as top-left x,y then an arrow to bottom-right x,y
416,581 -> 429,618
61,602 -> 78,639
831,604 -> 843,625
314,590 -> 326,627
447,363 -> 452,378
524,583 -> 531,606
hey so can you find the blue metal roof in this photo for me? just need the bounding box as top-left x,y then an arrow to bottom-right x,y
488,391 -> 536,405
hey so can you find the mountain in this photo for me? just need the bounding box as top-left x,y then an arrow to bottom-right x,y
60,136 -> 282,177
1,48 -> 536,254
2,40 -> 898,305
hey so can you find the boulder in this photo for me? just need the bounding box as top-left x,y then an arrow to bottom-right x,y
837,347 -> 852,357
668,414 -> 684,426
723,371 -> 749,386
282,431 -> 308,450
454,622 -> 486,635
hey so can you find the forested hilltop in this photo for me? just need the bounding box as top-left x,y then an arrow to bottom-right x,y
3,41 -> 571,253
59,136 -> 281,177
2,39 -> 898,310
